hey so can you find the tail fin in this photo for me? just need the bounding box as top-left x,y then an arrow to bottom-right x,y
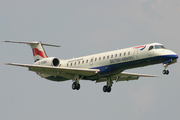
3,41 -> 60,62
31,42 -> 48,62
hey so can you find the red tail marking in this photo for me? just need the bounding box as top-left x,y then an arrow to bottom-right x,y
32,48 -> 47,58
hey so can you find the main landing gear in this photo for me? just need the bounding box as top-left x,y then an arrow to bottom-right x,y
72,82 -> 80,90
103,85 -> 111,93
72,75 -> 82,90
103,78 -> 113,93
163,63 -> 169,75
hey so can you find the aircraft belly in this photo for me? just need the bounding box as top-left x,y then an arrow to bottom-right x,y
46,75 -> 69,82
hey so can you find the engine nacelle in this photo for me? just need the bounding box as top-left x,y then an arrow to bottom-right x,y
34,57 -> 60,67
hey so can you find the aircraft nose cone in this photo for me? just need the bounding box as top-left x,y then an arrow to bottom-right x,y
171,53 -> 178,60
174,54 -> 179,59
168,50 -> 178,60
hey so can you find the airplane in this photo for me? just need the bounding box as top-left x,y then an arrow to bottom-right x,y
4,41 -> 178,93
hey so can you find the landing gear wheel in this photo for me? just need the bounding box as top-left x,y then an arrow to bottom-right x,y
72,82 -> 81,90
103,86 -> 107,92
72,82 -> 76,90
103,86 -> 111,93
163,70 -> 166,75
163,70 -> 169,75
107,86 -> 111,93
76,83 -> 80,90
166,70 -> 169,75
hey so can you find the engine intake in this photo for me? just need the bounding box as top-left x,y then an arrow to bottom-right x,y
52,58 -> 59,67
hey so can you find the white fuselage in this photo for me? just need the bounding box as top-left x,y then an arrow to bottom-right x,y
38,43 -> 178,81
61,43 -> 177,68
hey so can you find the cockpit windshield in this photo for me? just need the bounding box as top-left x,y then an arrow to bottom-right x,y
155,45 -> 165,49
148,45 -> 166,51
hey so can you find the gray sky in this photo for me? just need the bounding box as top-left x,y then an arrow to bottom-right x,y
1,0 -> 180,120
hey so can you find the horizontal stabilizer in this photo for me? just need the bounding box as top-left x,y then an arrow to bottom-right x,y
3,41 -> 60,47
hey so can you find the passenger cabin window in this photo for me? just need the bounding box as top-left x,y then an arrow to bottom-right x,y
78,61 -> 80,64
99,57 -> 101,60
128,52 -> 130,55
120,53 -> 121,57
155,45 -> 165,49
103,56 -> 105,60
124,52 -> 126,56
107,56 -> 109,59
115,54 -> 117,57
74,62 -> 76,65
82,60 -> 84,64
111,55 -> 113,58
148,46 -> 154,51
86,60 -> 88,63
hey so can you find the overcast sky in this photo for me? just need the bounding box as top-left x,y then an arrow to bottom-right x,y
1,0 -> 180,120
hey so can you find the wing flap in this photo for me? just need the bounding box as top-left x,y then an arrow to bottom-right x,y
6,63 -> 100,76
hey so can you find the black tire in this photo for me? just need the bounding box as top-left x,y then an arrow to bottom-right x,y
76,83 -> 80,90
72,82 -> 76,90
163,70 -> 166,75
166,70 -> 169,75
107,86 -> 111,93
103,86 -> 107,92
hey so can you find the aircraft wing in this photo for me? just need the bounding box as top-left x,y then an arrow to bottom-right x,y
6,63 -> 158,82
96,72 -> 159,83
6,63 -> 100,76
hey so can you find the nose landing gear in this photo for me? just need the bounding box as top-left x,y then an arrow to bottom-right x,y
163,64 -> 169,75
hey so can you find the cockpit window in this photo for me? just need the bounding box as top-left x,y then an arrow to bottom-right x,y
148,46 -> 154,51
155,45 -> 165,49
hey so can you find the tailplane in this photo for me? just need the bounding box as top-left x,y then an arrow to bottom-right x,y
3,41 -> 60,62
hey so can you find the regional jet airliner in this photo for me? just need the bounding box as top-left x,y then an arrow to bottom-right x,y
4,41 -> 178,93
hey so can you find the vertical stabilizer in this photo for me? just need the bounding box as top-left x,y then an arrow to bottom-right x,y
30,42 -> 48,62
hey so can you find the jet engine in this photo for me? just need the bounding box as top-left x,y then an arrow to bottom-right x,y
34,57 -> 60,67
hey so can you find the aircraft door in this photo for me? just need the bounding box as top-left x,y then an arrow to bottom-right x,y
148,46 -> 154,57
148,51 -> 154,57
134,49 -> 138,60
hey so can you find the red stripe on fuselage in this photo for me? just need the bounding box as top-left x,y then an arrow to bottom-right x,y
134,45 -> 146,49
32,48 -> 47,58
